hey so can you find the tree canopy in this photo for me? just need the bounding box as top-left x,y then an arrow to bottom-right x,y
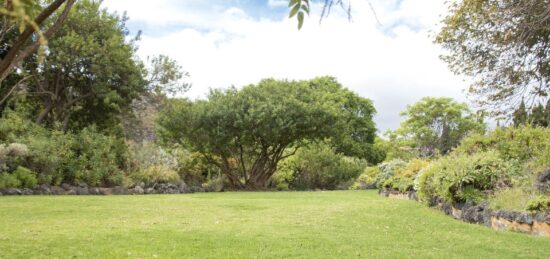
2,1 -> 147,131
436,0 -> 550,117
393,97 -> 486,157
158,77 -> 380,190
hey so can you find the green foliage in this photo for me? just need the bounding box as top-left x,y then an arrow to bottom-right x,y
512,100 -> 550,127
0,172 -> 19,189
436,0 -> 550,115
202,175 -> 225,192
71,127 -> 128,187
7,0 -> 147,131
12,166 -> 37,188
288,0 -> 309,29
394,97 -> 486,157
0,142 -> 29,172
455,126 -> 550,167
416,151 -> 521,204
274,141 -> 367,190
175,149 -> 221,188
158,77 -> 378,189
525,196 -> 550,213
0,110 -> 129,187
375,159 -> 407,189
381,159 -> 430,192
374,135 -> 415,162
489,187 -> 535,212
350,166 -> 380,190
129,165 -> 181,188
0,166 -> 37,189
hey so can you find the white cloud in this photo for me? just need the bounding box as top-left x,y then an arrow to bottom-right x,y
101,0 -> 470,132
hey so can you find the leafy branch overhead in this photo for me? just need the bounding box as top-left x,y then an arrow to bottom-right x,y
288,0 -> 309,29
288,0 -> 354,29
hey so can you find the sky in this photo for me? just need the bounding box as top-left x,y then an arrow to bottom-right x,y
101,0 -> 471,132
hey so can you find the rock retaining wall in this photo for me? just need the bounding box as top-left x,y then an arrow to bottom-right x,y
0,183 -> 198,196
379,189 -> 550,237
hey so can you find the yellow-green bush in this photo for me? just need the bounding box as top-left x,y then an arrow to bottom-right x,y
0,166 -> 38,189
350,166 -> 380,190
129,165 -> 181,187
381,159 -> 430,192
526,196 -> 550,213
416,151 -> 521,204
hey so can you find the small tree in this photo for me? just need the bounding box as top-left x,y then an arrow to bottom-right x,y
158,77 -> 378,190
395,97 -> 486,157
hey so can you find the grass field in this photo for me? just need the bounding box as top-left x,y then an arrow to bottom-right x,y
0,191 -> 549,258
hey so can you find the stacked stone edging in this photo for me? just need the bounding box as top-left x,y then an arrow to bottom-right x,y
0,182 -> 198,196
378,188 -> 418,201
379,189 -> 550,237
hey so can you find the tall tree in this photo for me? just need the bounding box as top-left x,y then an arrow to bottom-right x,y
19,0 -> 146,131
530,103 -> 547,127
395,97 -> 486,157
158,77 -> 379,190
512,99 -> 528,127
436,0 -> 550,117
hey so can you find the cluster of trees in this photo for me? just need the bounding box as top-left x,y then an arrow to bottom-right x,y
0,1 -> 193,189
512,99 -> 550,127
1,0 -> 549,198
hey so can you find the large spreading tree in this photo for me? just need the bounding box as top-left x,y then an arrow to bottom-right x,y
436,0 -> 550,117
158,77 -> 380,190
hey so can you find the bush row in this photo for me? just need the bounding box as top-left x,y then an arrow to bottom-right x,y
364,126 -> 550,213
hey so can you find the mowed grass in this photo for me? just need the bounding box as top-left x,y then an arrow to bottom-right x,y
0,191 -> 549,258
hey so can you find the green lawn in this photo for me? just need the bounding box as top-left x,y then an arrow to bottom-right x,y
0,191 -> 548,258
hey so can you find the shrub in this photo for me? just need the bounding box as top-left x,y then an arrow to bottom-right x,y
275,142 -> 367,190
129,165 -> 181,187
416,151 -> 520,204
381,159 -> 430,192
0,143 -> 29,172
0,112 -> 130,187
71,127 -> 128,187
0,173 -> 20,189
456,126 -> 550,167
526,196 -> 550,213
0,166 -> 38,189
375,159 -> 407,188
202,175 -> 225,192
175,149 -> 221,188
350,166 -> 380,190
12,166 -> 38,188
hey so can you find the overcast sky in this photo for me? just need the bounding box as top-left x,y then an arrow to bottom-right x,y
101,0 -> 471,132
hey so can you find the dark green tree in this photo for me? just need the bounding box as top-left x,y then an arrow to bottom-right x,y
158,77 -> 379,190
512,99 -> 528,127
17,0 -> 146,131
530,103 -> 547,127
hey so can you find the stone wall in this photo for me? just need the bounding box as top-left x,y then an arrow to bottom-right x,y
379,189 -> 550,237
0,182 -> 198,196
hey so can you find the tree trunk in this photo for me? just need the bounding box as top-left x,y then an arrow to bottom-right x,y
35,102 -> 53,124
